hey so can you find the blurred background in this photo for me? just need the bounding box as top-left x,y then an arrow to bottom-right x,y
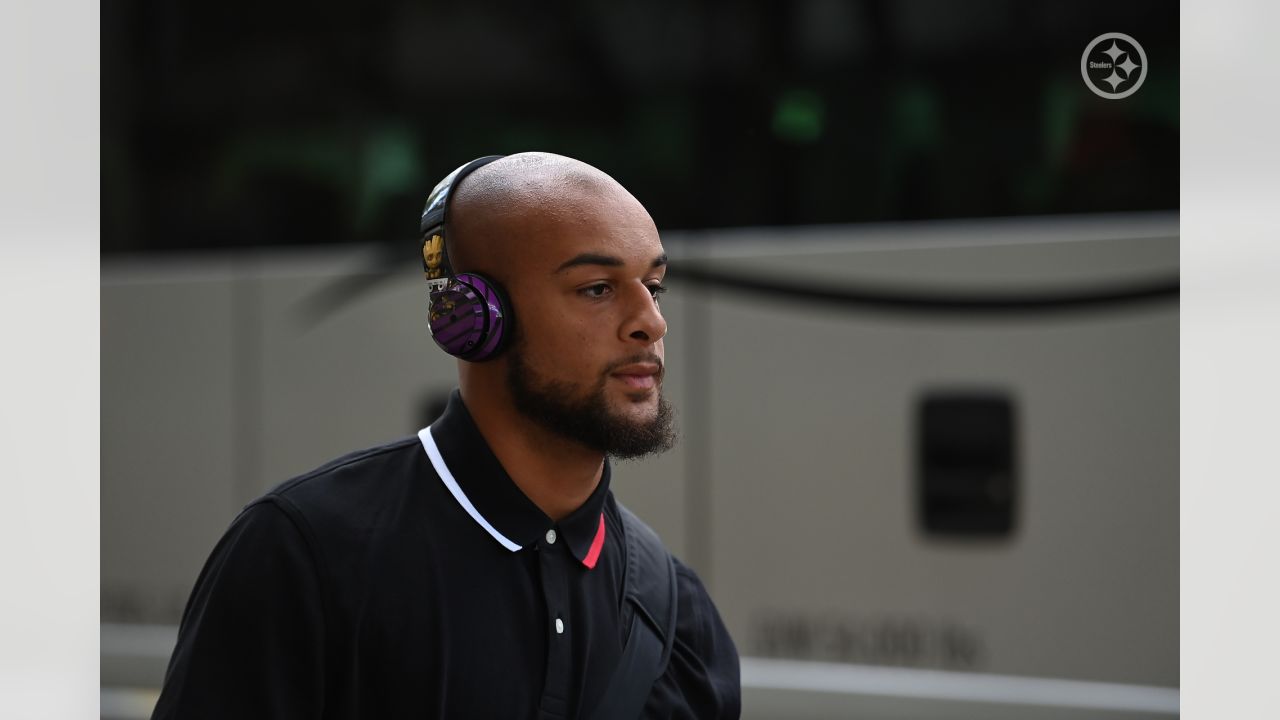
101,1 -> 1178,718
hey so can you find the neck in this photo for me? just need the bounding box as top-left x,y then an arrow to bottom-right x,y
459,381 -> 605,523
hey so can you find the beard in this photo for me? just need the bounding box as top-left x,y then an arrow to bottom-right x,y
506,344 -> 677,460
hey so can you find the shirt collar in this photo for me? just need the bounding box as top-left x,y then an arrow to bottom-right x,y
419,389 -> 610,569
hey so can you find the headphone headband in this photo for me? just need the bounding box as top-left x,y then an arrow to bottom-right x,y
420,155 -> 504,291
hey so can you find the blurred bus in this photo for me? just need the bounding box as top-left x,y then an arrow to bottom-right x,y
102,211 -> 1177,719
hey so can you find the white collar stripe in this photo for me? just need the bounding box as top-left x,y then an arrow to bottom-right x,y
418,426 -> 522,552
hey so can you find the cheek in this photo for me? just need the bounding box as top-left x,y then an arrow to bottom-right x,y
516,304 -> 589,361
521,296 -> 591,345
561,324 -> 599,364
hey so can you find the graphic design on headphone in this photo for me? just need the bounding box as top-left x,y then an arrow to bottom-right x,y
423,234 -> 445,280
419,155 -> 511,362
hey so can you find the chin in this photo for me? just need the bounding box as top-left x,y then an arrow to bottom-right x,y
617,386 -> 660,406
606,395 -> 654,424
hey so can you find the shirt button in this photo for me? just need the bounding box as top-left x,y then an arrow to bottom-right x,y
555,618 -> 565,634
545,529 -> 557,545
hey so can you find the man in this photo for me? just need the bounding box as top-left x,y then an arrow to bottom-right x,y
152,152 -> 741,719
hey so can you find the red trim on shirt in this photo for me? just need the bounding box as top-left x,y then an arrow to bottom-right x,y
582,513 -> 606,569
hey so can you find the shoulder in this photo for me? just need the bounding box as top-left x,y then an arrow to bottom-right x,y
609,500 -> 718,617
646,556 -> 742,718
613,500 -> 741,718
669,556 -> 736,663
264,435 -> 429,519
271,435 -> 426,497
229,435 -> 440,569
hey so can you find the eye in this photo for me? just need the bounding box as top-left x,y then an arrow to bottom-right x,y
647,283 -> 668,301
580,283 -> 612,299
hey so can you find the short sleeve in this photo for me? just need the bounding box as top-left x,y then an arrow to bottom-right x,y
152,499 -> 326,720
642,557 -> 741,719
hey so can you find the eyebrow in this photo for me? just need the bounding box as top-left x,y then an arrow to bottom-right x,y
554,252 -> 668,274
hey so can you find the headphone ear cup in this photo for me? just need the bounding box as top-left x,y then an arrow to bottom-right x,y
428,272 -> 511,361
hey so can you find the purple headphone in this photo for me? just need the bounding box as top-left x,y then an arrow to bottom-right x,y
419,156 -> 512,361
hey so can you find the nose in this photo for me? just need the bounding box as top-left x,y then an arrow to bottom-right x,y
620,282 -> 667,345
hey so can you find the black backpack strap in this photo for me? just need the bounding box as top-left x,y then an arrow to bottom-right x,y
587,503 -> 678,720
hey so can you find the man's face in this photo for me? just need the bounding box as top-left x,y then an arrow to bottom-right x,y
499,189 -> 674,458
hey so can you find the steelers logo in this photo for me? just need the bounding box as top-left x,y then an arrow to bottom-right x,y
1081,33 -> 1147,100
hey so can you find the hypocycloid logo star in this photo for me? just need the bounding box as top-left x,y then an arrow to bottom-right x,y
1080,32 -> 1147,100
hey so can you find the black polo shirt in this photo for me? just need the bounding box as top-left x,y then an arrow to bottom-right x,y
152,390 -> 740,719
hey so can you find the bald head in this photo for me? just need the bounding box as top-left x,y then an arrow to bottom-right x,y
446,153 -> 655,281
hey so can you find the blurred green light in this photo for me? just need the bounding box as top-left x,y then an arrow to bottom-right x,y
772,89 -> 825,144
